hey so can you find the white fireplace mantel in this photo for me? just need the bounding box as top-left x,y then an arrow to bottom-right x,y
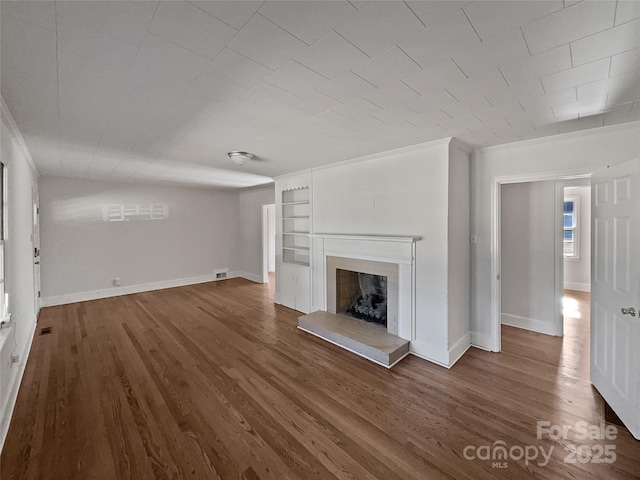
310,233 -> 420,342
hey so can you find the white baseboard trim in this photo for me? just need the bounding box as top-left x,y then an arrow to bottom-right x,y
501,313 -> 558,336
470,331 -> 493,351
41,273 -> 227,307
230,271 -> 264,284
410,340 -> 450,368
0,313 -> 38,453
448,333 -> 471,367
409,333 -> 473,369
564,282 -> 591,292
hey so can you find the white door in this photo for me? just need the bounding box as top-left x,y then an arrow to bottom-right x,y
591,158 -> 639,439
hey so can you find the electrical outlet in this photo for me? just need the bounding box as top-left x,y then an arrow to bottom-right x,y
113,277 -> 121,286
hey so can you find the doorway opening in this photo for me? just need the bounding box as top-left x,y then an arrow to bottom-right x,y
492,172 -> 591,352
262,204 -> 276,285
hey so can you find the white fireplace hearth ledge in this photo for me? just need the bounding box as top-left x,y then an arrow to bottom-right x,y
298,312 -> 410,368
301,233 -> 420,368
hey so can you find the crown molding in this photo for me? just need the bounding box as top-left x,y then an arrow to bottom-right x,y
474,121 -> 640,155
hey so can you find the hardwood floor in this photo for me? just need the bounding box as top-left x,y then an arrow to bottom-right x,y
1,282 -> 638,479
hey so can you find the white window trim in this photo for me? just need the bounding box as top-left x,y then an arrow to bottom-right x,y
564,195 -> 580,261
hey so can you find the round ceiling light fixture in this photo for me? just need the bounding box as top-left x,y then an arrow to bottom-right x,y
227,151 -> 254,165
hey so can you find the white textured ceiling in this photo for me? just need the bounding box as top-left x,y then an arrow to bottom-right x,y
1,0 -> 639,188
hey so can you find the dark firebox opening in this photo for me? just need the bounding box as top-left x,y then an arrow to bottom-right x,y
346,273 -> 387,327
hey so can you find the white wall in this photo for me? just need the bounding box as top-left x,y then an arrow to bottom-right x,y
0,100 -> 39,451
447,142 -> 471,350
471,122 -> 640,349
501,181 -> 558,335
311,139 -> 470,365
234,184 -> 275,283
564,185 -> 591,292
39,176 -> 240,305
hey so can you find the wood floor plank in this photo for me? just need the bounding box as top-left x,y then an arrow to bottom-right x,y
1,282 -> 639,479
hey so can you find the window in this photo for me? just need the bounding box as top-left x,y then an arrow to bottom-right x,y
563,196 -> 579,259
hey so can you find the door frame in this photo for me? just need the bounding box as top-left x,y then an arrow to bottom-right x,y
490,169 -> 591,352
32,187 -> 40,314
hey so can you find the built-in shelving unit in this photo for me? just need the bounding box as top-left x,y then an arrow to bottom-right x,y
282,187 -> 310,266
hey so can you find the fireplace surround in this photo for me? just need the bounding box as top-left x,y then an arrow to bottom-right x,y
310,234 -> 419,342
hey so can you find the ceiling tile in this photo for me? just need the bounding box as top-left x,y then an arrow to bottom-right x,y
439,113 -> 482,133
334,1 -> 424,57
149,2 -> 237,59
227,14 -> 307,70
188,1 -> 262,29
481,79 -> 542,109
1,0 -> 56,31
265,61 -> 329,95
615,0 -> 640,25
406,91 -> 458,116
57,15 -> 141,70
1,14 -> 57,80
399,9 -> 481,68
331,97 -> 382,120
205,49 -> 274,89
122,63 -> 189,98
351,47 -> 421,88
239,82 -> 300,108
290,91 -> 343,115
136,34 -> 210,81
258,1 -> 356,45
523,1 -> 615,55
610,80 -> 640,104
541,58 -> 610,92
557,115 -> 605,134
452,28 -> 530,77
406,111 -> 451,129
363,81 -> 420,108
552,95 -> 608,119
439,96 -> 493,118
403,58 -> 467,95
1,15 -> 59,138
603,104 -> 640,126
446,69 -> 509,102
58,53 -> 128,106
610,48 -> 640,76
189,73 -> 248,104
56,0 -> 154,47
318,72 -> 378,103
577,72 -> 639,101
474,101 -> 525,123
405,1 -> 472,27
500,45 -> 572,86
463,0 -> 563,41
571,18 -> 640,66
134,1 -> 159,13
347,1 -> 370,11
518,87 -> 578,112
295,31 -> 369,79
